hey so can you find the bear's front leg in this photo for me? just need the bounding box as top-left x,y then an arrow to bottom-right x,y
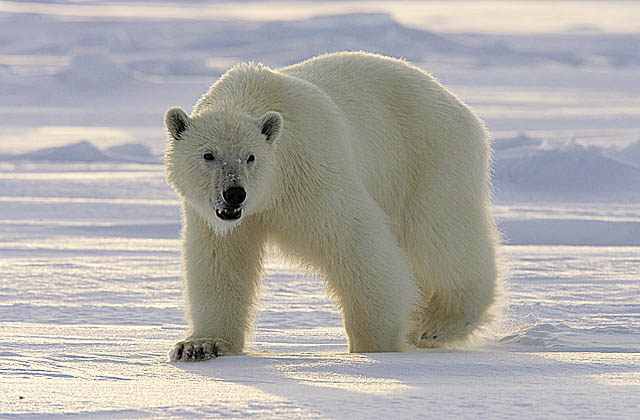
169,206 -> 265,362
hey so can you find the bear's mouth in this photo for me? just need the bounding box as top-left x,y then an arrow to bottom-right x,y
215,206 -> 242,221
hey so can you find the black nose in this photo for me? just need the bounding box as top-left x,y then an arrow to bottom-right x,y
222,186 -> 246,206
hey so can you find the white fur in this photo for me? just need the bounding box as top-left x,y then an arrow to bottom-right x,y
165,52 -> 502,361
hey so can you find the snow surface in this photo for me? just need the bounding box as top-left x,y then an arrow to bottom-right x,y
1,1 -> 639,419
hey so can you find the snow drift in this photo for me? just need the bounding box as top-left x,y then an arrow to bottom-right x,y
494,135 -> 640,203
0,140 -> 160,163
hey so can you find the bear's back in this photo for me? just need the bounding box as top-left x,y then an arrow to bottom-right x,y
280,52 -> 429,91
279,52 -> 490,226
278,52 -> 472,154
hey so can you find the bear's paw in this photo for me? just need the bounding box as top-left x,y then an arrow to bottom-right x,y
414,319 -> 475,349
168,338 -> 231,362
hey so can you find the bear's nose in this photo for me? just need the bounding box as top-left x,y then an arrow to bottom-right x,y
222,186 -> 246,206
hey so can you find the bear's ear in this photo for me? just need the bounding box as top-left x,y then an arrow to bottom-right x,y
165,107 -> 190,140
259,111 -> 283,144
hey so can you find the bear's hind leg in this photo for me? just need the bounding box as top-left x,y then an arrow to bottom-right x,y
402,216 -> 500,349
408,255 -> 499,348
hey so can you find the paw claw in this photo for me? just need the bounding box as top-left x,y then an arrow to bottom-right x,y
418,331 -> 443,348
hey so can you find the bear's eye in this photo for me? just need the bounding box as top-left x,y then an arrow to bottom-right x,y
203,153 -> 215,161
247,155 -> 255,163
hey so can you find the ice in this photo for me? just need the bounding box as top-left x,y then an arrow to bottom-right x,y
1,2 -> 639,419
613,137 -> 640,169
1,213 -> 639,417
0,141 -> 161,163
1,140 -> 109,162
105,142 -> 155,159
494,135 -> 640,203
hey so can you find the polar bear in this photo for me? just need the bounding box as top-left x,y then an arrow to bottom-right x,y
165,52 -> 501,361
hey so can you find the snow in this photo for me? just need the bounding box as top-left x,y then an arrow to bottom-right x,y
0,141 -> 160,163
613,137 -> 640,168
1,1 -> 639,419
494,136 -> 640,203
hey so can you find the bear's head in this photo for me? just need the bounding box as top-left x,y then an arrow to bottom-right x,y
164,106 -> 283,234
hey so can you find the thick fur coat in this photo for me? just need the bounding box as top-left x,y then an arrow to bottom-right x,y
164,52 -> 501,361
